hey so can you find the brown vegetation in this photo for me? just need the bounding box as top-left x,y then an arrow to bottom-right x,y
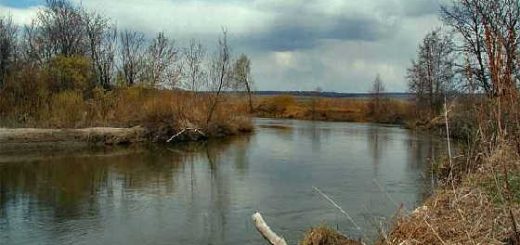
300,226 -> 362,245
380,0 -> 520,243
381,145 -> 520,244
255,95 -> 414,124
0,86 -> 253,142
0,0 -> 254,144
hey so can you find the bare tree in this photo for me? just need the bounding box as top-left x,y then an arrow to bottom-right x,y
441,0 -> 520,144
407,29 -> 455,118
479,0 -> 520,98
442,0 -> 520,97
119,30 -> 145,86
368,74 -> 385,118
143,32 -> 179,88
441,0 -> 489,93
232,54 -> 254,112
0,14 -> 18,88
206,29 -> 232,125
477,0 -> 520,138
34,0 -> 87,59
21,21 -> 43,65
84,10 -> 116,89
182,39 -> 206,91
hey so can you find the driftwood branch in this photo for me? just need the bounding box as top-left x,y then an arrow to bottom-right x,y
166,128 -> 206,143
252,212 -> 288,245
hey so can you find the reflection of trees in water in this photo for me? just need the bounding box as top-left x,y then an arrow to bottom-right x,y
230,136 -> 251,176
202,135 -> 251,243
405,132 -> 441,170
367,125 -> 390,176
0,135 -> 252,228
404,132 -> 444,200
160,135 -> 252,243
297,122 -> 332,152
205,141 -> 227,243
0,156 -> 111,219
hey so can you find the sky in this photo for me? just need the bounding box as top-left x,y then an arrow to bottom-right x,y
0,0 -> 443,92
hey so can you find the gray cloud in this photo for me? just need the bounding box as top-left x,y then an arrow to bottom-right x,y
2,0 -> 442,92
241,15 -> 394,51
402,0 -> 441,17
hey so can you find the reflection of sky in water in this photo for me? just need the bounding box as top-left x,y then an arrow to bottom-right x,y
0,119 -> 445,244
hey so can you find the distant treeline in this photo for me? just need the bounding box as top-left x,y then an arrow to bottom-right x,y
253,91 -> 413,99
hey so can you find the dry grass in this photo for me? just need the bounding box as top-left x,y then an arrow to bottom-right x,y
380,145 -> 520,245
0,86 -> 253,141
254,95 -> 414,124
382,188 -> 518,244
300,226 -> 363,245
48,90 -> 87,127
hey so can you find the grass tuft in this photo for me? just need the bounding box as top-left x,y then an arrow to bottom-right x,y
300,226 -> 362,245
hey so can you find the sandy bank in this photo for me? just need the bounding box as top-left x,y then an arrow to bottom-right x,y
0,127 -> 146,145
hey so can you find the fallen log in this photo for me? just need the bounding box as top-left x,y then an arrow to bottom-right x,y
166,128 -> 206,143
252,212 -> 288,245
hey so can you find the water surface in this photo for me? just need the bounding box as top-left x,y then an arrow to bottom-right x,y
0,119 -> 443,244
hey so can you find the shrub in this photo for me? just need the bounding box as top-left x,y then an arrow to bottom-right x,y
44,55 -> 93,93
0,64 -> 49,124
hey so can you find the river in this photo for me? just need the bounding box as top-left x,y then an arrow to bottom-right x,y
0,119 -> 444,244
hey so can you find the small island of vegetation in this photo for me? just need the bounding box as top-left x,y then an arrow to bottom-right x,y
0,0 -> 254,145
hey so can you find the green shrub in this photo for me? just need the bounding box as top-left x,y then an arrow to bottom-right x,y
44,55 -> 93,93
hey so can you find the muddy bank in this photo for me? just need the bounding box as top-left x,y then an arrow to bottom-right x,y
0,127 -> 147,145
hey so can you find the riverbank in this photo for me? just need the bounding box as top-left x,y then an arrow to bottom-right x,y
380,144 -> 520,244
0,127 -> 147,145
300,144 -> 520,245
284,96 -> 520,244
0,123 -> 253,145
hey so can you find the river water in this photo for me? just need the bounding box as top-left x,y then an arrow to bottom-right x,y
0,119 -> 444,244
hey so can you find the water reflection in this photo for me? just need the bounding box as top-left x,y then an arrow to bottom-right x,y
0,119 -> 444,244
367,125 -> 386,176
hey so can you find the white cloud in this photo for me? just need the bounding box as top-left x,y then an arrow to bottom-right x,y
73,0 -> 273,37
0,5 -> 40,25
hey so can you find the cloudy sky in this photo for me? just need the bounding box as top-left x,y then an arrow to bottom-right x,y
0,0 -> 443,92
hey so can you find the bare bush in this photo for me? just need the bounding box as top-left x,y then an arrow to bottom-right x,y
0,14 -> 18,89
119,30 -> 145,86
407,29 -> 456,119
